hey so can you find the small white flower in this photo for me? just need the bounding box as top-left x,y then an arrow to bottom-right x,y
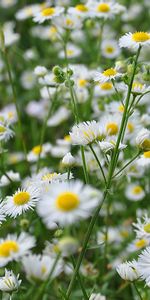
94,68 -> 122,83
0,123 -> 14,142
4,186 -> 40,218
57,237 -> 79,257
137,151 -> 150,168
0,171 -> 20,187
101,39 -> 121,59
0,269 -> 21,293
70,121 -> 100,146
62,152 -> 75,166
125,183 -> 145,201
34,66 -> 48,77
138,247 -> 150,286
136,128 -> 150,151
89,293 -> 106,300
33,7 -> 64,24
116,260 -> 139,281
119,31 -> 150,50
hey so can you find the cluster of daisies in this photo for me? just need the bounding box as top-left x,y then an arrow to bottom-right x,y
0,0 -> 150,299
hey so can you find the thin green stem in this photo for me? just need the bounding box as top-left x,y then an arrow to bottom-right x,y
133,282 -> 143,300
71,256 -> 89,300
80,146 -> 89,184
113,151 -> 141,178
89,144 -> 107,186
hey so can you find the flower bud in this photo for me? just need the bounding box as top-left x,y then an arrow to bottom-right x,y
62,152 -> 75,167
34,66 -> 48,77
57,237 -> 79,257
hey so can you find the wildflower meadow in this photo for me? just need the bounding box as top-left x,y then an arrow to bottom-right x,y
0,0 -> 150,299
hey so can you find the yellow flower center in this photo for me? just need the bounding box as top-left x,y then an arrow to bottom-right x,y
142,140 -> 150,151
67,49 -> 74,56
64,135 -> 71,142
103,68 -> 117,77
78,79 -> 87,87
127,122 -> 134,133
144,223 -> 150,233
49,26 -> 57,34
100,82 -> 113,90
76,4 -> 88,12
144,151 -> 150,158
42,7 -> 55,17
132,186 -> 143,195
106,122 -> 118,135
41,265 -> 47,274
97,3 -> 110,13
106,46 -> 114,53
66,18 -> 74,26
132,82 -> 144,91
8,112 -> 14,119
13,191 -> 30,205
42,173 -> 57,181
118,105 -> 124,113
135,239 -> 147,248
56,192 -> 79,211
32,145 -> 42,155
132,32 -> 150,43
0,240 -> 19,257
0,126 -> 6,134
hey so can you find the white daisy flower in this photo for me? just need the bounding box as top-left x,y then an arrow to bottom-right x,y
27,144 -> 46,162
0,123 -> 14,142
99,140 -> 126,154
22,254 -> 62,282
136,128 -> 150,151
37,180 -> 100,227
131,81 -> 149,95
59,43 -> 81,59
116,260 -> 139,281
119,31 -> 150,50
127,238 -> 149,252
101,39 -> 121,59
54,13 -> 82,30
125,183 -> 145,201
68,4 -> 91,18
94,67 -> 122,83
4,186 -> 40,218
0,269 -> 21,293
15,4 -> 41,21
138,247 -> 150,286
0,232 -> 35,267
33,7 -> 64,24
62,152 -> 75,167
94,81 -> 115,97
89,0 -> 125,19
70,121 -> 100,146
99,114 -> 121,137
133,215 -> 150,239
0,171 -> 20,187
34,66 -> 48,77
137,151 -> 150,168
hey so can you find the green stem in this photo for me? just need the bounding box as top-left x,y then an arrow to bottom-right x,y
89,144 -> 107,186
133,282 -> 143,300
71,256 -> 89,300
80,146 -> 89,184
113,151 -> 141,178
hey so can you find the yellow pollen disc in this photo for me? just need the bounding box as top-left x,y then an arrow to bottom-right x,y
78,79 -> 87,87
132,82 -> 143,90
41,265 -> 47,274
103,68 -> 117,77
26,8 -> 33,17
135,239 -> 147,248
8,112 -> 14,119
127,122 -> 134,133
0,116 -> 4,122
144,223 -> 150,233
50,26 -> 57,34
42,7 -> 55,17
0,241 -> 19,257
0,126 -> 6,134
13,191 -> 30,205
100,82 -> 113,90
56,191 -> 79,211
32,145 -> 42,155
120,230 -> 129,238
97,3 -> 110,12
132,32 -> 150,43
106,46 -> 114,53
118,105 -> 124,113
42,173 -> 57,181
106,122 -> 118,135
142,140 -> 150,150
76,4 -> 88,12
132,186 -> 143,195
66,19 -> 74,26
67,49 -> 74,56
144,151 -> 150,158
64,135 -> 71,142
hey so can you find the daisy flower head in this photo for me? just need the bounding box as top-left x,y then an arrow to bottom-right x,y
137,151 -> 150,168
99,114 -> 121,137
70,121 -> 100,146
94,67 -> 122,83
22,254 -> 62,282
37,180 -> 100,227
136,128 -> 150,151
119,31 -> 150,50
94,81 -> 115,97
133,215 -> 150,239
125,183 -> 145,201
59,43 -> 81,59
0,232 -> 35,267
116,260 -> 139,281
27,144 -> 46,162
0,123 -> 14,142
101,39 -> 121,59
68,4 -> 91,18
33,6 -> 64,24
54,13 -> 82,30
4,186 -> 40,218
138,247 -> 150,286
89,0 -> 125,19
0,269 -> 21,293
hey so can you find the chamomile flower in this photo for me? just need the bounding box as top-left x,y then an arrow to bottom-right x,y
94,67 -> 122,83
0,269 -> 21,293
4,186 -> 40,218
0,171 -> 20,187
27,145 -> 46,162
54,14 -> 82,30
125,183 -> 145,201
99,139 -> 126,154
0,233 -> 35,267
16,4 -> 41,21
59,43 -> 81,59
33,7 -> 64,24
119,31 -> 150,50
116,260 -> 139,281
22,254 -> 62,282
138,247 -> 150,286
136,128 -> 150,151
99,114 -> 121,137
62,152 -> 75,167
37,180 -> 100,227
133,215 -> 150,239
90,0 -> 125,19
68,4 -> 91,18
137,151 -> 150,168
94,81 -> 115,97
0,123 -> 14,142
101,39 -> 121,59
70,121 -> 100,146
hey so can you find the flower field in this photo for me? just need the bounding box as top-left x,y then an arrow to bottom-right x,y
0,0 -> 150,299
